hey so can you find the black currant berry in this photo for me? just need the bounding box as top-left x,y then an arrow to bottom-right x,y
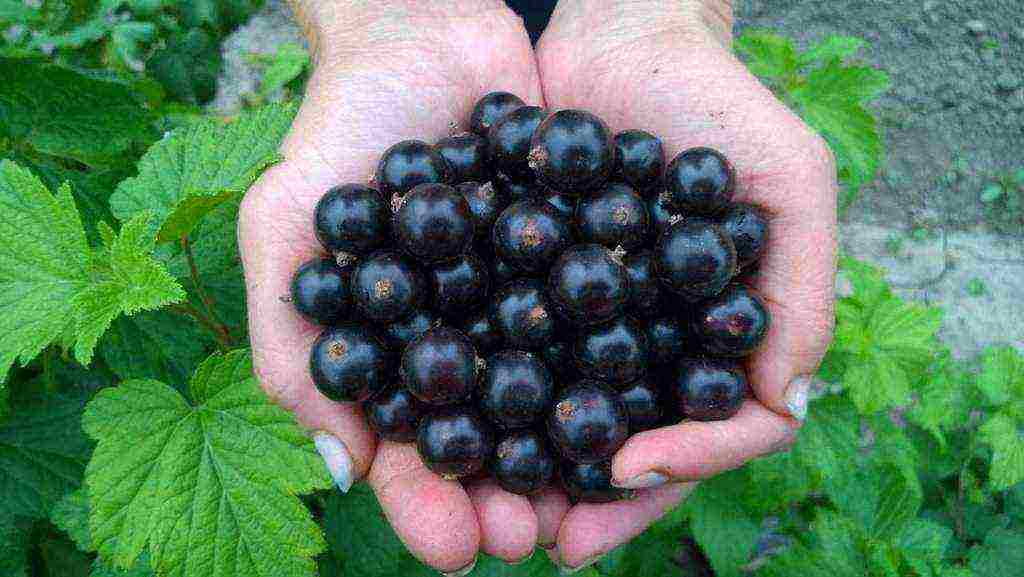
655,221 -> 736,299
310,324 -> 392,402
492,200 -> 572,275
401,326 -> 478,405
431,254 -> 490,318
613,129 -> 665,193
622,250 -> 663,319
693,284 -> 770,357
479,350 -> 555,429
493,430 -> 556,495
491,257 -> 520,286
718,203 -> 769,270
457,181 -> 509,241
493,171 -> 541,201
529,109 -> 614,192
488,106 -> 549,179
470,91 -> 526,136
395,183 -> 473,264
491,279 -> 556,350
665,147 -> 735,215
671,358 -> 749,421
366,386 -> 424,442
548,381 -> 629,464
575,182 -> 649,251
619,380 -> 662,433
548,244 -> 629,326
460,308 -> 504,354
385,310 -> 438,351
645,316 -> 689,366
574,316 -> 648,385
417,405 -> 494,479
290,257 -> 351,325
352,251 -> 426,322
376,140 -> 451,197
436,133 -> 490,183
542,340 -> 576,380
561,460 -> 626,503
543,188 -> 577,220
314,184 -> 390,255
648,191 -> 682,239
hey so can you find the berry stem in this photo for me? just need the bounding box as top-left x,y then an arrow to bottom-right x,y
169,301 -> 233,351
180,236 -> 234,348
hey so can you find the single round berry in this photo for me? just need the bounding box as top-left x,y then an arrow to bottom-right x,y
493,430 -> 556,495
575,182 -> 649,251
401,326 -> 478,405
352,251 -> 426,322
718,202 -> 769,270
491,279 -> 556,350
436,133 -> 490,183
314,184 -> 390,255
385,310 -> 439,351
290,257 -> 351,325
529,109 -> 614,192
458,181 -> 509,241
619,380 -> 662,433
645,316 -> 689,366
492,200 -> 573,275
479,350 -> 555,429
376,140 -> 451,197
488,106 -> 549,179
548,381 -> 629,464
493,171 -> 540,201
693,284 -> 770,357
574,316 -> 648,385
470,91 -> 526,136
460,308 -> 504,354
622,250 -> 663,319
548,244 -> 629,326
542,340 -> 576,380
417,405 -> 494,479
366,386 -> 424,442
613,129 -> 665,193
561,460 -> 625,503
431,254 -> 490,318
543,188 -> 577,220
671,358 -> 749,421
655,221 -> 737,298
310,324 -> 392,402
648,191 -> 682,239
395,183 -> 473,264
665,147 -> 736,215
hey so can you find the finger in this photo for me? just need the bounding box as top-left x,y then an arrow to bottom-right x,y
529,485 -> 571,550
466,479 -> 539,563
556,482 -> 697,569
610,401 -> 797,489
369,441 -> 480,573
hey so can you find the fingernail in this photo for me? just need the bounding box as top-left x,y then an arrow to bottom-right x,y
441,556 -> 477,577
314,432 -> 354,493
613,471 -> 669,490
784,375 -> 812,422
508,549 -> 535,565
559,553 -> 606,575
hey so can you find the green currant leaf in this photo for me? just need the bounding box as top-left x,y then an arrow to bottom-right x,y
51,488 -> 91,552
682,469 -> 761,577
968,528 -> 1024,577
146,29 -> 222,104
896,518 -> 954,577
733,31 -> 798,82
978,412 -> 1024,490
0,516 -> 32,577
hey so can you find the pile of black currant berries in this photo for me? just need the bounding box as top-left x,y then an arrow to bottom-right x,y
291,92 -> 770,503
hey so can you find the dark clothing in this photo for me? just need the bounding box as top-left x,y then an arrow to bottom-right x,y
505,0 -> 558,44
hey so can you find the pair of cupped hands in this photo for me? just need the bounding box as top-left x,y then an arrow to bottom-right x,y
239,0 -> 838,574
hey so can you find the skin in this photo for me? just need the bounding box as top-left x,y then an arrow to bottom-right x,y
239,0 -> 836,572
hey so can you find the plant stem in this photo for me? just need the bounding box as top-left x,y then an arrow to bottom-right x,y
180,236 -> 234,347
169,302 -> 233,351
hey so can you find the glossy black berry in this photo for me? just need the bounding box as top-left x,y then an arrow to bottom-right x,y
561,460 -> 625,503
401,326 -> 478,405
694,284 -> 770,357
492,200 -> 572,275
543,188 -> 577,220
431,254 -> 490,318
310,324 -> 392,402
460,308 -> 504,354
613,129 -> 665,194
470,91 -> 526,136
542,340 -> 576,380
718,203 -> 769,270
314,184 -> 390,255
352,251 -> 426,322
671,358 -> 749,421
376,140 -> 451,197
529,109 -> 614,192
478,352 -> 553,430
622,250 -> 662,319
574,317 -> 648,385
366,386 -> 424,442
436,133 -> 490,183
493,430 -> 556,495
488,106 -> 549,179
548,381 -> 629,464
548,244 -> 629,326
655,221 -> 736,299
575,183 -> 649,251
417,405 -> 494,478
395,183 -> 473,264
491,279 -> 556,350
457,181 -> 508,241
619,380 -> 662,433
665,147 -> 735,215
648,192 -> 682,239
645,316 -> 689,366
290,257 -> 351,325
385,309 -> 439,351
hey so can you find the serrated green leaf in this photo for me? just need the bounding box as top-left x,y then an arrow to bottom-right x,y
110,102 -> 296,242
968,528 -> 1024,577
978,412 -> 1024,490
897,519 -> 953,577
846,354 -> 912,414
795,396 -> 860,506
51,488 -> 91,552
1006,483 -> 1024,522
83,349 -> 331,577
869,299 -> 943,363
147,29 -> 222,104
39,530 -> 93,577
909,354 -> 976,446
976,346 -> 1024,413
90,556 -> 156,577
178,0 -> 264,33
98,310 -> 214,387
595,505 -> 686,577
741,449 -> 816,515
256,43 -> 309,99
798,36 -> 867,67
473,554 -> 559,577
683,469 -> 761,577
760,509 -> 868,577
0,516 -> 31,577
734,31 -> 798,82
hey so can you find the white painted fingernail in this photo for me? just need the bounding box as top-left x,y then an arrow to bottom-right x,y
441,556 -> 477,577
314,432 -> 354,493
613,471 -> 669,490
559,552 -> 606,575
784,375 -> 812,421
